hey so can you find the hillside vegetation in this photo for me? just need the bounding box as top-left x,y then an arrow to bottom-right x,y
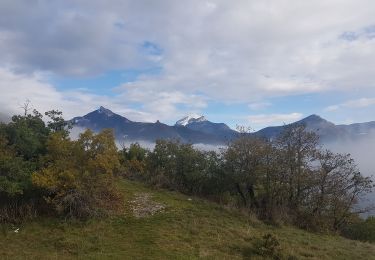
1,179 -> 374,259
1,108 -> 374,259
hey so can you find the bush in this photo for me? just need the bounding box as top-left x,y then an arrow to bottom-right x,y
0,108 -> 124,222
119,143 -> 148,180
132,131 -> 373,234
32,129 -> 121,219
253,233 -> 282,259
0,135 -> 35,197
0,113 -> 47,223
144,140 -> 227,196
0,199 -> 39,224
342,217 -> 375,243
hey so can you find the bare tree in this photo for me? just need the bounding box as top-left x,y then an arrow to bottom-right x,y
19,99 -> 32,116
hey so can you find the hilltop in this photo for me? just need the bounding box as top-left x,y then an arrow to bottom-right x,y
1,179 -> 374,259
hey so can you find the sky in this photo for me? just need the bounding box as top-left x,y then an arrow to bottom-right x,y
1,0 -> 375,130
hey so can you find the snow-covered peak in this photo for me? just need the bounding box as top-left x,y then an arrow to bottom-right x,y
97,106 -> 114,117
194,116 -> 207,123
176,115 -> 207,126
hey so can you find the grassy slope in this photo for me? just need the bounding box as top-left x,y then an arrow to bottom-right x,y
1,179 -> 374,259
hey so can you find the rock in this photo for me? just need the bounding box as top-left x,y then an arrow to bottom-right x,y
130,193 -> 165,218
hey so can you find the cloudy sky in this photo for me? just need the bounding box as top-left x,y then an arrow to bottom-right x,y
1,0 -> 375,129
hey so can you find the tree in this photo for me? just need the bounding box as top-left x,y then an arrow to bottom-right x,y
275,124 -> 319,212
32,129 -> 121,218
45,110 -> 72,137
119,143 -> 148,179
224,135 -> 268,209
0,108 -> 51,222
5,109 -> 50,160
146,140 -> 210,194
0,134 -> 34,197
146,139 -> 179,188
342,216 -> 375,242
316,151 -> 373,230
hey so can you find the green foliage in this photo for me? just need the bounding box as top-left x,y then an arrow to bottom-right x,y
45,109 -> 72,136
0,109 -> 51,222
253,233 -> 282,259
133,125 -> 374,233
4,110 -> 50,160
0,134 -> 34,196
32,129 -> 121,218
120,142 -> 148,162
0,108 -> 122,222
0,105 -> 372,244
146,140 -> 201,191
342,216 -> 375,242
224,135 -> 271,208
119,143 -> 148,179
0,110 -> 49,196
220,125 -> 374,231
145,140 -> 229,197
0,109 -> 73,197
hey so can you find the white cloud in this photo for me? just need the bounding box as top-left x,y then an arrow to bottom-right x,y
325,97 -> 375,111
344,98 -> 375,108
0,67 -> 208,123
248,113 -> 303,129
1,1 -> 375,121
248,102 -> 272,110
325,105 -> 340,112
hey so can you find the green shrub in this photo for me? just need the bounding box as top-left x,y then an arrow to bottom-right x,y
342,217 -> 375,242
253,233 -> 282,259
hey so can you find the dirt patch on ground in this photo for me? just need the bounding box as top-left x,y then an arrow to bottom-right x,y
130,193 -> 166,218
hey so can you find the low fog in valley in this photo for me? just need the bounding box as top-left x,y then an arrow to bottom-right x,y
325,132 -> 375,216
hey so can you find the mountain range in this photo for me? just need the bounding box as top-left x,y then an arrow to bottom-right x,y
71,106 -> 232,144
71,106 -> 375,144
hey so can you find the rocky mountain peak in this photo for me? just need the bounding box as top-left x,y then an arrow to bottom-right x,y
97,106 -> 114,117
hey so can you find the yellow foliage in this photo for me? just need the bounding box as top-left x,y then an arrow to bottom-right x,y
32,129 -> 121,217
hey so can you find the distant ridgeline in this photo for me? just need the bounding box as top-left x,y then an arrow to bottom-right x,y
70,106 -> 375,144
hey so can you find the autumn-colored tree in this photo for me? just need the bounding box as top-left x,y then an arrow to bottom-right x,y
32,129 -> 121,218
